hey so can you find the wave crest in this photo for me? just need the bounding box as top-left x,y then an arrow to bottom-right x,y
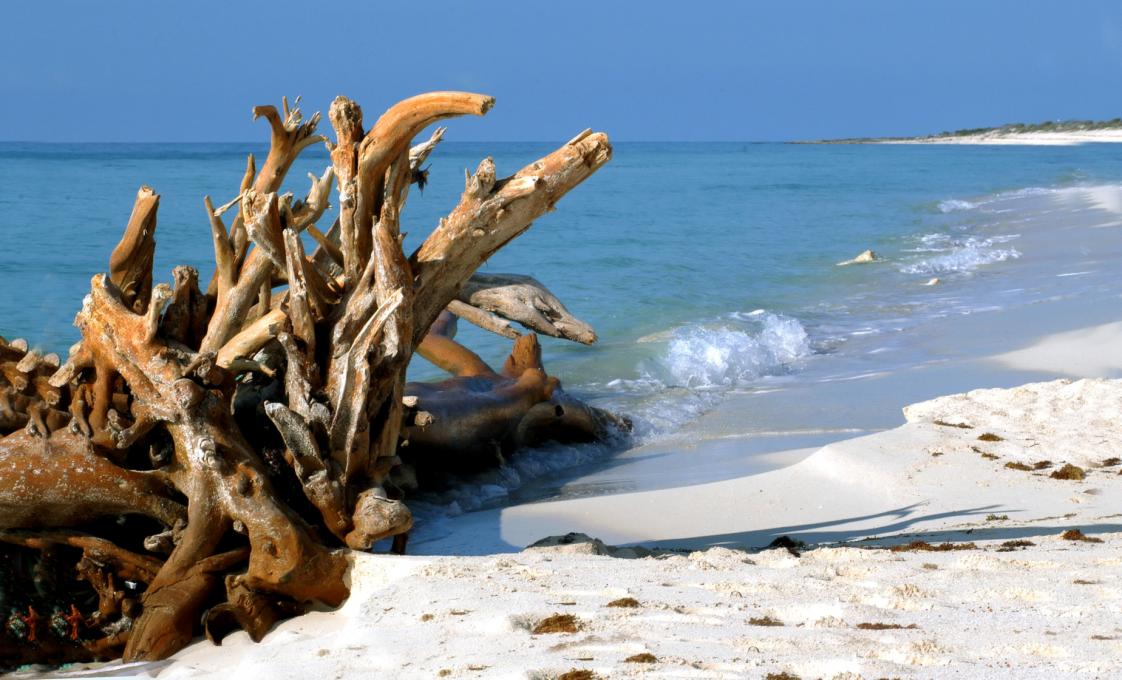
938,198 -> 976,213
655,311 -> 812,389
900,235 -> 1021,275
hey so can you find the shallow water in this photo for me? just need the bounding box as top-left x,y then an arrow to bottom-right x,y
3,141 -> 1122,514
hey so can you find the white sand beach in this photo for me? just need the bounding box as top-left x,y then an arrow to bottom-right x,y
876,129 -> 1122,146
96,374 -> 1120,680
19,150 -> 1122,680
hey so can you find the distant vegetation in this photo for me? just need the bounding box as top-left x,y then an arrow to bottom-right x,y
806,118 -> 1122,144
932,118 -> 1122,138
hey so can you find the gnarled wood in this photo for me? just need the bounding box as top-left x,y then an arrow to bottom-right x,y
410,132 -> 612,347
108,186 -> 160,314
252,97 -> 324,195
0,91 -> 620,668
460,273 -> 597,344
352,92 -> 493,273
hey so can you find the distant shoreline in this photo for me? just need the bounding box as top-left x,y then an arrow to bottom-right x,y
803,119 -> 1122,146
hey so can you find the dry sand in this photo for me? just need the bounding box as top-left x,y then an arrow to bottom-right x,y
992,322 -> 1122,377
414,378 -> 1121,556
875,129 -> 1122,146
144,530 -> 1122,680
32,376 -> 1107,680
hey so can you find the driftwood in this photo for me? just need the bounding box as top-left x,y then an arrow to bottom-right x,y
458,273 -> 597,344
0,92 -> 621,668
403,312 -> 626,486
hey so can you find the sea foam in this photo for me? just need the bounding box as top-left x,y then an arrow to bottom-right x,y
900,234 -> 1021,275
409,310 -> 814,530
938,198 -> 977,213
657,311 -> 812,389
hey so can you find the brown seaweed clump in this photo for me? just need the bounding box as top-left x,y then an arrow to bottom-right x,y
933,420 -> 973,429
1050,464 -> 1086,481
606,597 -> 640,608
890,541 -> 977,552
749,616 -> 784,626
856,622 -> 919,630
977,433 -> 1004,442
623,653 -> 658,663
532,614 -> 582,634
1061,529 -> 1102,543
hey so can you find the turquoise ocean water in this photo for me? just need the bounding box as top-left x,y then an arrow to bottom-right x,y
2,141 -> 1121,510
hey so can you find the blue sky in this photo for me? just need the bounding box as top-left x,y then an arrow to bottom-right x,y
3,1 -> 1121,142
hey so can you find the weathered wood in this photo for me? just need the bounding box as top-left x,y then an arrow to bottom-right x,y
460,273 -> 597,344
215,308 -> 287,369
108,186 -> 160,313
288,167 -> 334,232
0,429 -> 185,528
0,91 -> 619,667
327,96 -> 364,285
160,266 -> 209,348
252,97 -> 324,195
447,299 -> 520,340
410,132 -> 612,347
353,92 -> 493,272
416,310 -> 500,377
200,192 -> 283,354
66,275 -> 349,660
402,331 -> 630,487
282,230 -> 316,357
265,402 -> 350,540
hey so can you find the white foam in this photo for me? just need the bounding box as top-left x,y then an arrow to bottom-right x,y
900,235 -> 1021,275
938,198 -> 976,213
998,186 -> 1056,199
410,312 -> 815,531
1084,185 -> 1122,214
655,312 -> 811,389
939,186 -> 1070,216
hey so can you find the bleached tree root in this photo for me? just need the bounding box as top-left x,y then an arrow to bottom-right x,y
0,92 -> 618,667
403,315 -> 629,486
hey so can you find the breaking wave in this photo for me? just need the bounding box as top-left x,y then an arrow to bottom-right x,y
899,234 -> 1021,275
651,311 -> 812,389
938,198 -> 976,213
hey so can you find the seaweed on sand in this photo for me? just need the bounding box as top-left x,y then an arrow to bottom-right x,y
532,614 -> 583,634
1050,464 -> 1086,480
890,541 -> 977,552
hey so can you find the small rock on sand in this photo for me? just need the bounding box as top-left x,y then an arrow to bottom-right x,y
525,532 -> 610,555
525,532 -> 654,558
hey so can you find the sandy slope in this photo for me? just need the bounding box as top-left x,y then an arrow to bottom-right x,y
413,379 -> 1122,556
992,321 -> 1122,377
36,378 -> 1104,680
